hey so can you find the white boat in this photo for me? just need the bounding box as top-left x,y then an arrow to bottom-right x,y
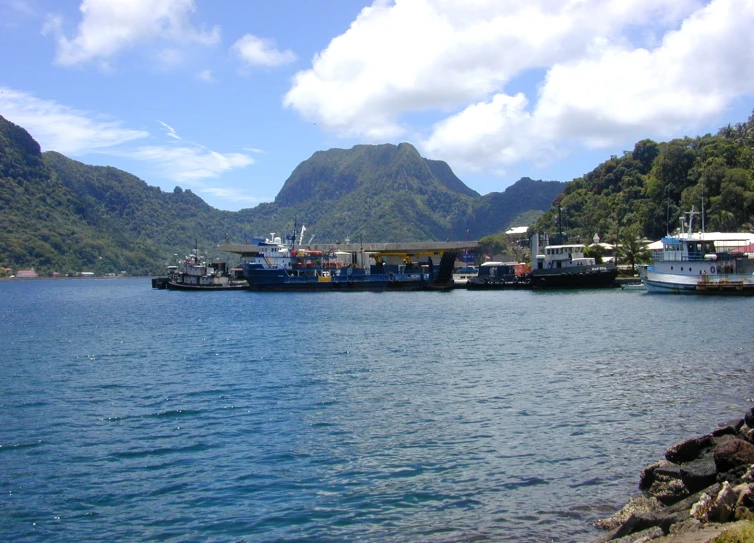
639,217 -> 754,295
452,265 -> 478,285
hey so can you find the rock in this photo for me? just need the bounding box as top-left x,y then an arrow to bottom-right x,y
679,456 -> 718,494
609,526 -> 664,543
668,517 -> 703,535
640,460 -> 674,491
596,496 -> 662,531
736,482 -> 754,508
690,491 -> 714,521
714,438 -> 754,473
743,407 -> 754,428
666,435 -> 712,464
707,481 -> 738,522
646,465 -> 690,505
712,419 -> 742,437
611,510 -> 690,539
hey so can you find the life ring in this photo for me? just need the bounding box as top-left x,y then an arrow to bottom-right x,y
346,267 -> 352,276
710,266 -> 715,273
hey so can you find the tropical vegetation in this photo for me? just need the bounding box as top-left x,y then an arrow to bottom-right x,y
533,111 -> 754,245
0,116 -> 562,276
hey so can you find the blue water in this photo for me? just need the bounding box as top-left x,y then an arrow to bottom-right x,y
2,279 -> 754,543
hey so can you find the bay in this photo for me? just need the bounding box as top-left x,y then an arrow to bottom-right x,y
1,278 -> 753,542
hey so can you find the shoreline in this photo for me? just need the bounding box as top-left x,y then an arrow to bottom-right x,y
595,406 -> 754,542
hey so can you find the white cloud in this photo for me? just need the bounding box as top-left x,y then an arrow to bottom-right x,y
0,88 -> 253,194
423,93 -> 558,172
231,34 -> 296,67
200,186 -> 268,206
157,120 -> 181,140
536,0 -> 754,148
196,68 -> 215,82
0,87 -> 148,154
121,144 -> 254,183
285,0 -> 753,174
44,0 -> 220,67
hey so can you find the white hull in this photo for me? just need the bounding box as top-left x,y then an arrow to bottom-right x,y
640,267 -> 754,294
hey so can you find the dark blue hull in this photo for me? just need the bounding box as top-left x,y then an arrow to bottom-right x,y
242,264 -> 451,292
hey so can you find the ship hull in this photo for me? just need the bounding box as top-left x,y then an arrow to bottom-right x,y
243,266 -> 452,292
640,266 -> 754,295
529,265 -> 618,289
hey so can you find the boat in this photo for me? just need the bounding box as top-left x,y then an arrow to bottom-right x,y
241,230 -> 456,291
638,215 -> 754,294
528,233 -> 618,289
452,265 -> 478,285
620,282 -> 646,291
162,252 -> 248,291
466,262 -> 530,289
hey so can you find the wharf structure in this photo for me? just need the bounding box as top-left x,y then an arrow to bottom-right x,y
218,241 -> 479,285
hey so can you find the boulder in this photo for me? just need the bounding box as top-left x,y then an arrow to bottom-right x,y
611,510 -> 690,539
712,419 -> 742,437
640,461 -> 673,491
737,482 -> 754,509
609,526 -> 664,543
744,407 -> 754,429
646,465 -> 690,505
679,456 -> 718,494
596,496 -> 662,531
714,438 -> 754,473
665,435 -> 712,464
707,481 -> 738,522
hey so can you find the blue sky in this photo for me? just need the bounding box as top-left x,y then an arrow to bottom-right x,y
1,0 -> 753,211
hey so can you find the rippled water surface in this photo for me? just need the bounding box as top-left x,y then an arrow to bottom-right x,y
2,279 -> 754,542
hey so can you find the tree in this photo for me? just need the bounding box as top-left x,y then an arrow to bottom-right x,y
617,226 -> 651,274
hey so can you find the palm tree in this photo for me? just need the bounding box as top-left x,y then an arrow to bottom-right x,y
617,226 -> 652,274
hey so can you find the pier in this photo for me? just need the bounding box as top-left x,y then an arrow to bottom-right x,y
219,241 -> 478,286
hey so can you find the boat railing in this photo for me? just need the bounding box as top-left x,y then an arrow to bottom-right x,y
654,253 -> 707,263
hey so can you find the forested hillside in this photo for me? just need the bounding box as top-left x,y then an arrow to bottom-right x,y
534,111 -> 754,245
0,116 -> 561,276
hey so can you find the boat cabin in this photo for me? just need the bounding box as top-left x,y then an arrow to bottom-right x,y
477,262 -> 517,281
536,244 -> 595,270
658,237 -> 717,262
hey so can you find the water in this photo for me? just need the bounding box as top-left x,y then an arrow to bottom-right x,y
1,279 -> 753,543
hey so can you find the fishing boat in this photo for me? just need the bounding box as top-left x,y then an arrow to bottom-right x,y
164,252 -> 248,291
638,211 -> 754,294
241,229 -> 456,291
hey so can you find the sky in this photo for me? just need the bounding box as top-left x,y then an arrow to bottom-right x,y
1,0 -> 754,212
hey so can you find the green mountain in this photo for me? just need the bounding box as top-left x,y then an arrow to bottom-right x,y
250,142 -> 562,242
533,111 -> 754,245
0,116 -> 563,276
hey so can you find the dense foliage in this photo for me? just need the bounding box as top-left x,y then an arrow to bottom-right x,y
0,117 -> 561,276
533,112 -> 754,244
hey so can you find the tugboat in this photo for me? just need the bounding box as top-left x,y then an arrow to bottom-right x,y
157,246 -> 248,291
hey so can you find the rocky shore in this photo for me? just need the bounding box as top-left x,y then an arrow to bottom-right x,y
595,406 -> 754,542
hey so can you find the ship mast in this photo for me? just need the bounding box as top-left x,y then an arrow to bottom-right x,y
684,206 -> 699,235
